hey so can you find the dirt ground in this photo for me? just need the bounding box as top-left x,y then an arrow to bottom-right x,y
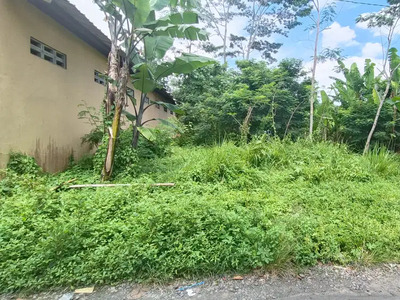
3,264 -> 400,300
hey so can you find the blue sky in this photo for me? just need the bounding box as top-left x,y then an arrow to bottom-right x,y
69,0 -> 397,88
281,0 -> 399,88
280,0 -> 391,60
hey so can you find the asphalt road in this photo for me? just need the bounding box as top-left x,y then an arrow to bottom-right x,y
3,264 -> 400,300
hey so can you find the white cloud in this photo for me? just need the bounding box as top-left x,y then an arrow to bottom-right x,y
322,22 -> 358,49
361,42 -> 383,58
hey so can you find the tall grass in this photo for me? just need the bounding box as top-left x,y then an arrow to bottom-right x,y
365,144 -> 400,176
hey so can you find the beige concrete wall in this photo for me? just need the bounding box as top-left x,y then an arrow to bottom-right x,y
0,0 -> 174,172
125,88 -> 175,128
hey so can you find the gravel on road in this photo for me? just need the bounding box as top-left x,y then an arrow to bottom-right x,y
3,264 -> 400,300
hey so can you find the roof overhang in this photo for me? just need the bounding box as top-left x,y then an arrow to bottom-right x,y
28,0 -> 174,102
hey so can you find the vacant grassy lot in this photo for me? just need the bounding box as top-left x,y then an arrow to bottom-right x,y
1,140 -> 400,292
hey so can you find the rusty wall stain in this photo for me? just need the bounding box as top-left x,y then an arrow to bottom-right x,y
34,138 -> 73,173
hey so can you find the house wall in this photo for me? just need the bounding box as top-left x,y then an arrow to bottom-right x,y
0,0 -> 173,172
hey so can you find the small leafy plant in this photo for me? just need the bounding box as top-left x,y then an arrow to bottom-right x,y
6,152 -> 41,175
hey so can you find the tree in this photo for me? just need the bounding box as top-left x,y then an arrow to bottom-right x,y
328,58 -> 400,151
356,2 -> 400,154
95,0 -> 212,180
228,0 -> 311,62
174,59 -> 310,144
199,0 -> 243,63
315,91 -> 337,141
307,0 -> 337,139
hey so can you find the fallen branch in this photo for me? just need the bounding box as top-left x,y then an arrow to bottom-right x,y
50,178 -> 77,191
68,183 -> 175,189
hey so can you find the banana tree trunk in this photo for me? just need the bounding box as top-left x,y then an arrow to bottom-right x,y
132,92 -> 146,149
105,44 -> 119,117
102,52 -> 129,181
102,103 -> 123,180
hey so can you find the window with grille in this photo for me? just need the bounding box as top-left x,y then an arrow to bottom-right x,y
170,110 -> 173,115
164,106 -> 168,112
144,97 -> 150,104
156,103 -> 160,109
94,70 -> 105,85
30,37 -> 66,69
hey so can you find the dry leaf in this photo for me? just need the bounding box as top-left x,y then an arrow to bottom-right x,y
233,275 -> 243,280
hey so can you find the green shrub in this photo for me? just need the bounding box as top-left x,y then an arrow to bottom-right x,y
74,154 -> 95,171
6,152 -> 41,175
246,135 -> 289,167
137,125 -> 174,159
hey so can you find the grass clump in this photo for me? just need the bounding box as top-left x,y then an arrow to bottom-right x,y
1,139 -> 400,292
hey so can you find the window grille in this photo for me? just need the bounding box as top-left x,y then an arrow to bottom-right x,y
30,37 -> 66,69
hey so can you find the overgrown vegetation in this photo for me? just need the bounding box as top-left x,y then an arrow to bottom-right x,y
1,139 -> 400,292
4,0 -> 400,294
174,60 -> 310,145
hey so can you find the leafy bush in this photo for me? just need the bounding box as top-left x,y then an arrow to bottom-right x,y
1,140 -> 400,292
6,152 -> 42,175
81,129 -> 103,150
137,125 -> 175,159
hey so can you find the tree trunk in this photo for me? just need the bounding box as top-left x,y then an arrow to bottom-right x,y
363,83 -> 391,155
222,6 -> 229,64
102,103 -> 123,180
309,13 -> 320,140
105,43 -> 119,119
240,106 -> 253,144
284,99 -> 305,138
132,92 -> 146,148
392,105 -> 397,134
245,38 -> 251,60
223,19 -> 228,64
102,51 -> 129,181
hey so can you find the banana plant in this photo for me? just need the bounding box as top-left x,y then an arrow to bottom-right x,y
330,59 -> 376,107
126,20 -> 214,148
315,91 -> 337,141
95,0 -> 213,180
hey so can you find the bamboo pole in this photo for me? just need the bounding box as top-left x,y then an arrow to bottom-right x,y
68,183 -> 175,189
